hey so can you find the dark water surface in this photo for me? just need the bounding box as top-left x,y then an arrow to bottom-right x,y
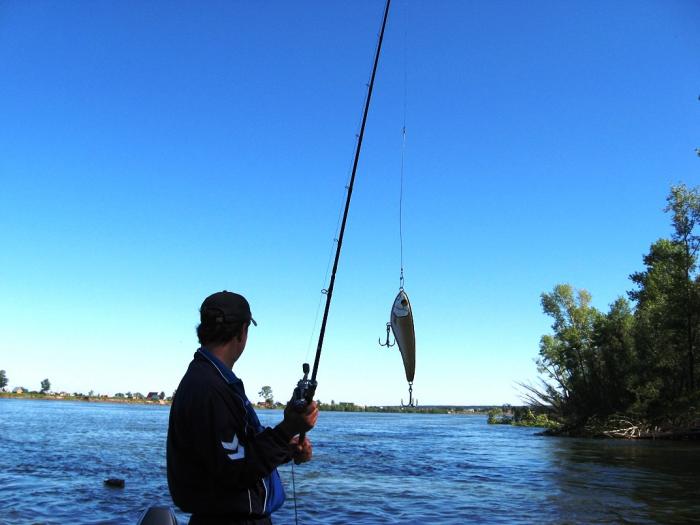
1,399 -> 699,524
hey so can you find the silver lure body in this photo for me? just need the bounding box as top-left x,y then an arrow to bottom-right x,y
390,289 -> 415,383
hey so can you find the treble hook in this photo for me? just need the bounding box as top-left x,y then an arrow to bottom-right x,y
378,322 -> 395,347
401,382 -> 415,408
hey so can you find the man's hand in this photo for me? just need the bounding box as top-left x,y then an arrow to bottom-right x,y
290,436 -> 313,464
281,400 -> 319,436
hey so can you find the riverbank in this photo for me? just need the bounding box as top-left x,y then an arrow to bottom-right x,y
0,393 -> 496,414
487,406 -> 560,430
540,415 -> 700,441
486,405 -> 700,440
0,392 -> 170,405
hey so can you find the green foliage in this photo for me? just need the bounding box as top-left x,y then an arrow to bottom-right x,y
487,408 -> 512,424
316,402 -> 450,414
318,401 -> 363,412
486,406 -> 558,427
511,407 -> 559,429
0,370 -> 7,389
592,298 -> 636,413
526,184 -> 700,433
528,284 -> 606,426
40,378 -> 51,393
628,184 -> 700,414
258,386 -> 274,405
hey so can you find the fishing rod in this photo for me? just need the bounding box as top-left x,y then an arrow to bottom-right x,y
292,0 -> 392,431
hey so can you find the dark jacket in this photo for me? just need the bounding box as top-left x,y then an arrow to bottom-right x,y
167,350 -> 294,520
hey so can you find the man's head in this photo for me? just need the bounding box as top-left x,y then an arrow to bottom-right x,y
197,291 -> 257,348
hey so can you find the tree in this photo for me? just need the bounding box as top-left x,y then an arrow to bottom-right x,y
0,370 -> 7,390
258,386 -> 274,405
537,285 -> 602,421
664,184 -> 700,392
524,184 -> 700,432
592,297 -> 637,414
159,391 -> 165,400
40,378 -> 51,394
628,184 -> 700,411
524,287 -> 642,428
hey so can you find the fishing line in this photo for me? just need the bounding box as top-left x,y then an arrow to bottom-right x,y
292,3 -> 392,523
399,105 -> 406,290
297,60 -> 378,521
399,0 -> 408,290
291,461 -> 299,525
399,0 -> 408,291
304,110 -> 367,362
381,0 -> 416,409
307,0 -> 391,387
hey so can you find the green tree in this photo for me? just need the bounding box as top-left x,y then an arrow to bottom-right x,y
40,378 -> 51,393
0,370 -> 7,389
258,386 -> 273,405
524,184 -> 700,432
535,284 -> 602,424
159,391 -> 165,400
630,241 -> 684,410
523,287 -> 640,428
592,297 -> 637,414
628,184 -> 700,413
664,184 -> 700,392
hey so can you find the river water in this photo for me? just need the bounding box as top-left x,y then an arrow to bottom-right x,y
0,399 -> 698,524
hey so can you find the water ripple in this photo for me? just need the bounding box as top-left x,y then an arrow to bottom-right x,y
2,400 -> 699,524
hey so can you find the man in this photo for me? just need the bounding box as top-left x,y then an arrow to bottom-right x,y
167,291 -> 318,525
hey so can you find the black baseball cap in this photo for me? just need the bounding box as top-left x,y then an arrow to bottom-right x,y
200,291 -> 257,327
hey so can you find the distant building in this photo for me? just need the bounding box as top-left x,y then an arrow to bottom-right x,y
12,387 -> 24,394
146,392 -> 160,401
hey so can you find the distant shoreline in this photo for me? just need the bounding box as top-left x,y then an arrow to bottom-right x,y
0,392 -> 171,406
0,393 -> 496,414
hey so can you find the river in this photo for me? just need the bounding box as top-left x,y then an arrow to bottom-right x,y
0,398 -> 698,524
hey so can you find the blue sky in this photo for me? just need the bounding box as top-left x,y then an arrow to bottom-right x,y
1,1 -> 698,405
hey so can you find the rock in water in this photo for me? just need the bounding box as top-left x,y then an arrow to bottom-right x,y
104,478 -> 125,488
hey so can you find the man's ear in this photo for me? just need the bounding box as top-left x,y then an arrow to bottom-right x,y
236,322 -> 250,342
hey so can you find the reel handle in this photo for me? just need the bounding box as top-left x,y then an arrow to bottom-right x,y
292,363 -> 317,446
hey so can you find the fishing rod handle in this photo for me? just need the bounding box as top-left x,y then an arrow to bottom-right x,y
291,362 -> 317,448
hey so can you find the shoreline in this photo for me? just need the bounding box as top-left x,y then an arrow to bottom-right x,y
0,392 -> 171,406
538,423 -> 700,441
0,393 -> 493,414
5,394 -> 697,438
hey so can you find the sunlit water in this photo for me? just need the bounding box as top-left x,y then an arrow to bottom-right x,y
1,399 -> 699,524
